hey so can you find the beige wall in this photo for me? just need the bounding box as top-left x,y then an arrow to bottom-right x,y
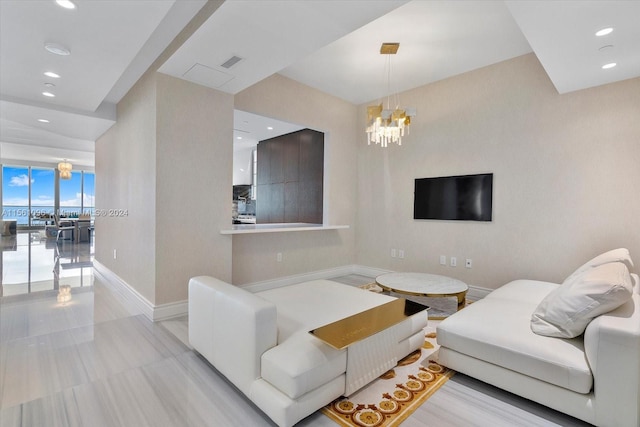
97,52 -> 639,304
155,74 -> 233,304
96,71 -> 158,302
356,53 -> 640,289
233,74 -> 359,285
96,72 -> 233,305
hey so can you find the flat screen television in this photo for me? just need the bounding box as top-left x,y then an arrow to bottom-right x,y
414,173 -> 493,221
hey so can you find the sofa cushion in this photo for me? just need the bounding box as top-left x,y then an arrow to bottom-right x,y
531,262 -> 633,338
563,248 -> 633,285
261,331 -> 346,400
437,296 -> 593,394
257,280 -> 396,342
257,280 -> 403,400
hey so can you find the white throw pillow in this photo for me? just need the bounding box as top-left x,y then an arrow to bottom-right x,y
563,248 -> 634,285
531,262 -> 633,338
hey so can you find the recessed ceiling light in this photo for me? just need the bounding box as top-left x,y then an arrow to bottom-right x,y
602,62 -> 617,69
38,119 -> 50,123
55,0 -> 76,9
267,126 -> 273,130
44,82 -> 55,88
595,27 -> 614,37
44,71 -> 60,78
44,42 -> 71,56
42,91 -> 56,97
237,136 -> 243,140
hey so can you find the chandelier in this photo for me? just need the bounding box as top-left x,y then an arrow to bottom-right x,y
58,159 -> 72,179
366,43 -> 416,147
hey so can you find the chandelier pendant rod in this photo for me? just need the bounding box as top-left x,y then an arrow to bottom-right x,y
385,54 -> 392,110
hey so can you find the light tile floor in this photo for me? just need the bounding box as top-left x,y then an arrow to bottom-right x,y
1,232 -> 93,298
0,235 -> 593,426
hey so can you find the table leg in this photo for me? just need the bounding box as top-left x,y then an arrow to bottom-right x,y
456,291 -> 467,311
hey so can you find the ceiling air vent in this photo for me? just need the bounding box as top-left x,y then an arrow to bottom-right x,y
220,56 -> 243,69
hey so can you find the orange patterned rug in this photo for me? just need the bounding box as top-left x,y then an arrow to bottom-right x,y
322,322 -> 454,427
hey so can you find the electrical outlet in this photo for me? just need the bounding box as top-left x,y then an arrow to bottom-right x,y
465,258 -> 473,268
276,252 -> 282,262
391,248 -> 397,258
398,249 -> 405,259
440,255 -> 446,265
450,256 -> 457,267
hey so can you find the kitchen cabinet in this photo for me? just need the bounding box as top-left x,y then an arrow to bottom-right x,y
256,129 -> 323,224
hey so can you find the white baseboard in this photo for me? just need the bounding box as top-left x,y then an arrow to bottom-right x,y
154,300 -> 189,321
94,261 -> 492,322
93,261 -> 188,322
241,264 -> 491,300
241,265 -> 355,292
467,285 -> 492,301
350,264 -> 393,278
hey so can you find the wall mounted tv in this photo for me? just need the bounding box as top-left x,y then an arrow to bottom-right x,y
414,173 -> 493,221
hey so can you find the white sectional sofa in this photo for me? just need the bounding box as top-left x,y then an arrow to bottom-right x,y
437,250 -> 640,427
188,277 -> 428,427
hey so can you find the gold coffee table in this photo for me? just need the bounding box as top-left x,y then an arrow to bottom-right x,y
310,298 -> 427,350
376,272 -> 468,317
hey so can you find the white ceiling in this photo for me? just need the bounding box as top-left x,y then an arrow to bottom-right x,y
233,110 -> 304,152
278,0 -> 532,105
0,0 -> 207,167
506,0 -> 640,94
159,0 -> 409,97
1,0 -> 638,167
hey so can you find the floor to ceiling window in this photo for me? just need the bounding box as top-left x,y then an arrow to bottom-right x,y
2,165 -> 95,226
2,165 -> 34,226
59,170 -> 95,216
83,171 -> 95,216
59,170 -> 82,216
1,164 -> 95,297
30,167 -> 55,223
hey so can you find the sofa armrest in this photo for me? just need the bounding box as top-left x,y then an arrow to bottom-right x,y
584,293 -> 640,427
189,276 -> 278,395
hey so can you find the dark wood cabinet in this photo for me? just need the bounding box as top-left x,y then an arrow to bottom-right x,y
256,142 -> 270,186
256,129 -> 323,224
283,134 -> 300,183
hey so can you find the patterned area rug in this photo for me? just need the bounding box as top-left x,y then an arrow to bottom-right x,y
322,321 -> 454,427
